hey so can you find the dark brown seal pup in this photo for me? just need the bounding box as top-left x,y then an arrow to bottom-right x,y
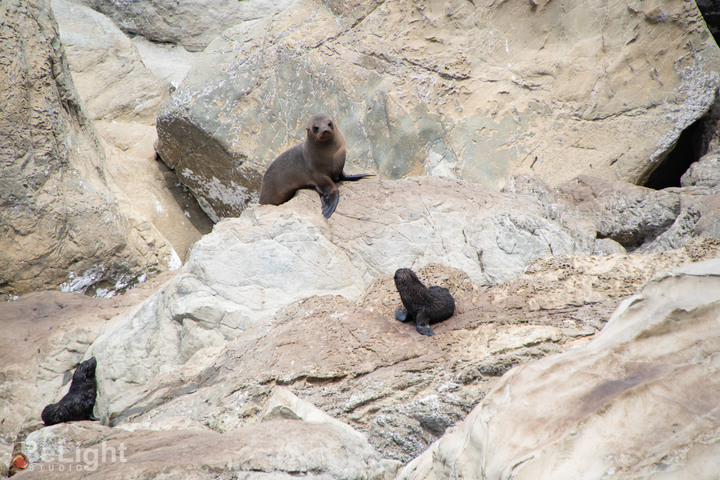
259,113 -> 372,218
41,357 -> 98,426
394,268 -> 455,337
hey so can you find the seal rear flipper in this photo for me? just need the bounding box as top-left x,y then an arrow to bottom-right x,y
415,311 -> 435,336
395,309 -> 409,322
339,173 -> 374,182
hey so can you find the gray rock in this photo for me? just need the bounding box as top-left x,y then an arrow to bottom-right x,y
505,174 -> 720,253
130,36 -> 199,91
156,0 -> 720,221
556,176 -> 682,249
681,152 -> 720,189
72,0 -> 299,52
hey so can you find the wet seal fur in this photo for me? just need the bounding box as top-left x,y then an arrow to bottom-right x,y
41,357 -> 98,426
394,268 -> 455,336
259,113 -> 372,218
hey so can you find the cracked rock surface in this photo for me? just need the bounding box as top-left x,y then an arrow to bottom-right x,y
4,174 -> 720,476
155,0 -> 720,220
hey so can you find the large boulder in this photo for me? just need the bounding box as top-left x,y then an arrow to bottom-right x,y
156,0 -> 720,221
0,0 -> 171,298
51,0 -> 213,261
505,172 -> 720,253
72,0 -> 300,52
16,389 -> 400,479
399,258 -> 720,479
51,0 -> 167,125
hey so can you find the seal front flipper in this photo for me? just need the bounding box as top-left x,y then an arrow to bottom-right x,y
415,311 -> 435,336
318,185 -> 339,218
395,309 -> 409,322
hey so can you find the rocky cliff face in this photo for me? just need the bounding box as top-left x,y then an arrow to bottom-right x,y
3,171 -> 720,477
0,0 -> 166,298
3,0 -> 720,478
155,0 -> 720,221
0,0 -> 212,298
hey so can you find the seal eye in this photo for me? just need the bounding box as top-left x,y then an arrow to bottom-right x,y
328,121 -> 333,129
312,125 -> 319,133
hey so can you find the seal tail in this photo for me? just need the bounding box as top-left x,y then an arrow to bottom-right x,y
338,173 -> 374,182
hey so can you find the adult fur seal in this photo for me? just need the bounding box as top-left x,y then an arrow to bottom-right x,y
394,268 -> 455,337
41,357 -> 98,426
259,113 -> 372,218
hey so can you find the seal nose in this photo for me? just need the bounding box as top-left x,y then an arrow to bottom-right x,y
317,126 -> 332,140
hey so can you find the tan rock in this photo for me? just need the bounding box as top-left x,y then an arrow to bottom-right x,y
0,0 -> 171,297
156,0 -> 720,220
52,0 -> 213,261
16,405 -> 399,479
399,258 -> 720,479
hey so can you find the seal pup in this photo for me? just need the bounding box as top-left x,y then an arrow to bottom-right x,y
41,357 -> 98,426
259,113 -> 373,218
394,268 -> 455,336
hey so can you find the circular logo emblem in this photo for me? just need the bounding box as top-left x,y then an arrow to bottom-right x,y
12,453 -> 29,471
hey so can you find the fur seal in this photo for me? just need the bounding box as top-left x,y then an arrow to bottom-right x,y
394,268 -> 455,337
41,357 -> 98,426
259,113 -> 372,218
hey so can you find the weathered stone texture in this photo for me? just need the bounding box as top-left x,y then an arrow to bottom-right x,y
156,0 -> 720,220
51,0 -> 213,261
73,0 -> 299,52
400,259 -> 720,479
0,0 -> 167,297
